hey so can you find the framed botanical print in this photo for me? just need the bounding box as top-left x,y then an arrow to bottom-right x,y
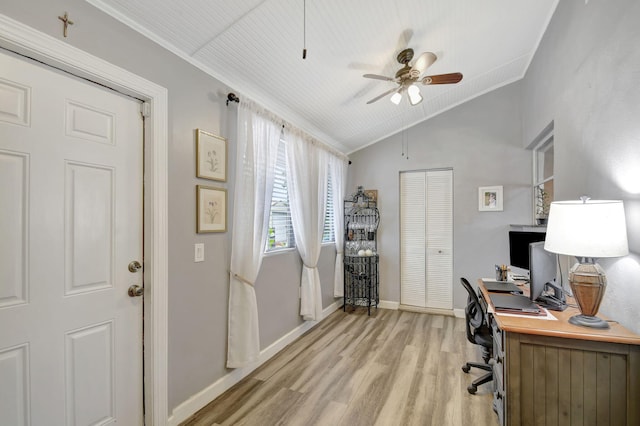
196,185 -> 227,233
196,129 -> 227,182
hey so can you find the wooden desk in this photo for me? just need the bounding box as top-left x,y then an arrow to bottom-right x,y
477,279 -> 640,426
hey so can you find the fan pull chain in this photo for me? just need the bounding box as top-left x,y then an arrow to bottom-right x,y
302,0 -> 307,59
401,104 -> 409,159
405,105 -> 409,159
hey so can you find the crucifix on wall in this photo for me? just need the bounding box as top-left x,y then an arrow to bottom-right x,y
58,12 -> 74,38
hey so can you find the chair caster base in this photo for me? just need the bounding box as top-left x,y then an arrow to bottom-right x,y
467,385 -> 477,394
462,364 -> 471,373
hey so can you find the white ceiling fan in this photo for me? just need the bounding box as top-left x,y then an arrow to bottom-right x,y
364,48 -> 463,106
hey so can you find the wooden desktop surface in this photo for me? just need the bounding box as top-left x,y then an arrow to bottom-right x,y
477,279 -> 640,346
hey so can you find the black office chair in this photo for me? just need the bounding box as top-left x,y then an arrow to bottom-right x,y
460,277 -> 494,394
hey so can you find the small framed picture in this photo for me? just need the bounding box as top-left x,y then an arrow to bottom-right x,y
197,185 -> 227,233
196,129 -> 227,182
364,189 -> 378,202
478,186 -> 503,211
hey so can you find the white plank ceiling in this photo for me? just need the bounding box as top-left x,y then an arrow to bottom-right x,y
88,0 -> 558,154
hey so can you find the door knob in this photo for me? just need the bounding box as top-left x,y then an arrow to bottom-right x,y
128,260 -> 142,273
128,285 -> 144,297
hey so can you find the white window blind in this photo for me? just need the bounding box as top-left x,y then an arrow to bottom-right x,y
266,140 -> 295,252
322,168 -> 335,243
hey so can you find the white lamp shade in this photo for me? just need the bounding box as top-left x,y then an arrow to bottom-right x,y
390,91 -> 402,105
544,200 -> 629,258
408,91 -> 423,105
407,84 -> 423,105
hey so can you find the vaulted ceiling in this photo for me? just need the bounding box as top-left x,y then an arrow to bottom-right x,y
88,0 -> 558,154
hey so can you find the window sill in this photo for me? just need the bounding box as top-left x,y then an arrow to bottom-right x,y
263,247 -> 298,258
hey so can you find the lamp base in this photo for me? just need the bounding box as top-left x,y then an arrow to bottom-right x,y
568,261 -> 608,330
568,314 -> 610,329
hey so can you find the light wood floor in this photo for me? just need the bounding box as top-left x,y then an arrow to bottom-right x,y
181,308 -> 499,426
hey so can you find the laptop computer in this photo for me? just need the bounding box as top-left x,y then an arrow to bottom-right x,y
482,279 -> 523,294
489,293 -> 541,314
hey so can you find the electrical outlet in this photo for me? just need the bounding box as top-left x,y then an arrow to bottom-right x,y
195,243 -> 204,262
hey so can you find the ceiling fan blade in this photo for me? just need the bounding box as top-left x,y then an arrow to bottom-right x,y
410,52 -> 437,77
422,72 -> 463,85
366,87 -> 399,104
363,73 -> 395,82
395,29 -> 414,52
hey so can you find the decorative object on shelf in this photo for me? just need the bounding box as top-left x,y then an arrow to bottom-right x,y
196,185 -> 227,233
535,186 -> 550,225
544,197 -> 629,329
343,186 -> 380,315
478,185 -> 503,211
364,189 -> 378,202
196,129 -> 227,182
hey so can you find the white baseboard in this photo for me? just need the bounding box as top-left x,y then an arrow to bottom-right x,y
398,305 -> 454,316
167,301 -> 342,426
378,300 -> 400,310
453,308 -> 465,318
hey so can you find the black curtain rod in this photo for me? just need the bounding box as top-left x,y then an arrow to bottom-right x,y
226,92 -> 239,106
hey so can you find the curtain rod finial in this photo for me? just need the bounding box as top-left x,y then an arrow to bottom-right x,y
226,92 -> 239,106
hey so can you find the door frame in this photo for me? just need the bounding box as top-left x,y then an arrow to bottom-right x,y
0,14 -> 169,425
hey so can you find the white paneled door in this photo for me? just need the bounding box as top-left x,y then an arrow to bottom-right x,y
0,51 -> 143,425
400,169 -> 453,310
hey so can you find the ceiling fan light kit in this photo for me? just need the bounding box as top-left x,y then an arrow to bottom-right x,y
407,84 -> 423,105
390,91 -> 402,105
364,47 -> 463,106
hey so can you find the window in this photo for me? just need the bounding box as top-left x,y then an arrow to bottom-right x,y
322,168 -> 335,243
533,135 -> 554,224
266,139 -> 295,252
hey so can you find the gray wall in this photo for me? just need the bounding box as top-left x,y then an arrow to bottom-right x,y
348,0 -> 640,333
348,82 -> 531,309
5,0 -> 638,416
521,0 -> 640,333
0,0 -> 339,414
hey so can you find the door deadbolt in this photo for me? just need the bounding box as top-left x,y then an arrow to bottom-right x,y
128,285 -> 144,297
128,261 -> 142,273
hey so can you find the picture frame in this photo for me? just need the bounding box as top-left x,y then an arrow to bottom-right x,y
197,185 -> 227,233
478,185 -> 503,211
196,129 -> 227,182
364,189 -> 378,202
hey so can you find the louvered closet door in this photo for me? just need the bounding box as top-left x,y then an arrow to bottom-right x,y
400,172 -> 427,306
425,171 -> 453,309
400,170 -> 453,309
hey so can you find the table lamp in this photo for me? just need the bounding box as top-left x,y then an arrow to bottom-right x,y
544,197 -> 628,329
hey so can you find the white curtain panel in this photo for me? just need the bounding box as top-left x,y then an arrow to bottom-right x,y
286,130 -> 329,321
329,156 -> 348,297
227,103 -> 280,368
